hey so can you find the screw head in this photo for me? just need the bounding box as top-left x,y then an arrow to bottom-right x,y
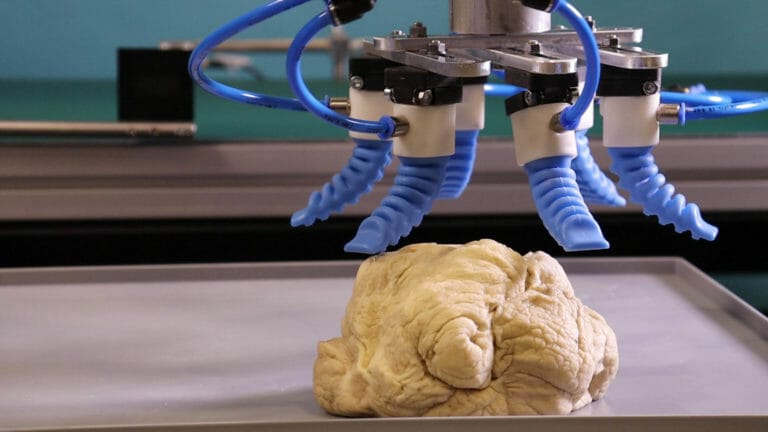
416,89 -> 433,106
390,29 -> 406,38
604,34 -> 620,48
523,91 -> 534,106
350,75 -> 364,90
409,21 -> 427,38
428,40 -> 446,56
527,40 -> 541,55
643,81 -> 659,95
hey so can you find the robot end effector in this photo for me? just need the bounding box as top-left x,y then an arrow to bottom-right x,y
188,0 -> 768,254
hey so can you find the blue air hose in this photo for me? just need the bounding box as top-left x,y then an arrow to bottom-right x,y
551,0 -> 600,131
660,92 -> 732,106
286,10 -> 395,137
345,156 -> 450,254
484,83 -> 526,98
607,146 -> 718,240
524,156 -> 609,251
683,91 -> 768,121
291,138 -> 393,227
188,0 -> 311,111
439,130 -> 479,199
571,130 -> 626,207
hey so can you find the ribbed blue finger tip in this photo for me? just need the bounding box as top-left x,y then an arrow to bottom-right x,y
290,209 -> 313,227
344,230 -> 387,255
689,221 -> 719,241
560,218 -> 610,251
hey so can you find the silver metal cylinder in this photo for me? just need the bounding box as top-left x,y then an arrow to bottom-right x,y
450,0 -> 551,35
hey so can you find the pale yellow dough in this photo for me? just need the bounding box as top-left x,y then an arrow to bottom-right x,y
313,239 -> 619,416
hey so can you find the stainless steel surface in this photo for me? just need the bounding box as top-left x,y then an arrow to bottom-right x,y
0,135 -> 766,220
598,46 -> 669,69
554,44 -> 669,69
450,0 -> 551,35
462,47 -> 577,74
0,258 -> 766,432
370,28 -> 642,52
0,121 -> 196,138
363,41 -> 491,77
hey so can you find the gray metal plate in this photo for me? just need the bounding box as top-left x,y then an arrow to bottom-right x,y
0,258 -> 766,431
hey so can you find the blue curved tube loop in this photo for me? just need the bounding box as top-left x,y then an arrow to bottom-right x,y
524,156 -> 609,251
571,129 -> 626,207
286,10 -> 395,137
291,138 -> 393,227
188,0 -> 311,110
551,0 -> 600,131
345,156 -> 450,254
660,92 -> 732,106
684,91 -> 768,121
608,146 -> 718,240
439,130 -> 480,199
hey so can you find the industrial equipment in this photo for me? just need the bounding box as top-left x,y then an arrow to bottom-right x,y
188,0 -> 768,255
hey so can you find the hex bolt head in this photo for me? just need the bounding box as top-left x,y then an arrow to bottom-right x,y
643,81 -> 659,95
524,91 -> 534,106
409,22 -> 427,38
416,89 -> 433,106
527,40 -> 542,55
350,75 -> 364,90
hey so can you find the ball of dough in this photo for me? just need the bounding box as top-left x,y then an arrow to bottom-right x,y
313,239 -> 618,417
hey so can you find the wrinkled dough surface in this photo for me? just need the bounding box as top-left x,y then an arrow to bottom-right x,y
313,239 -> 618,417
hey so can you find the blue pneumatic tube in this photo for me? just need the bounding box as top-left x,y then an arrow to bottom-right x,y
188,0 -> 312,111
684,92 -> 768,121
286,11 -> 395,137
551,0 -> 601,131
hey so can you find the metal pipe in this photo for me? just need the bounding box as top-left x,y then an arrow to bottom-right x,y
0,121 -> 197,138
450,0 -> 551,35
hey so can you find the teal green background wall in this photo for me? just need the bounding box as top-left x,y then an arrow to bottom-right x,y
1,0 -> 766,80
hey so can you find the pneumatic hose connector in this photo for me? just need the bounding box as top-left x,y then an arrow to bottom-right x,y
608,146 -> 718,240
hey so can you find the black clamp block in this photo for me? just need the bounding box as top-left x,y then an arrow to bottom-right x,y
384,66 -> 463,106
598,64 -> 662,97
348,56 -> 402,91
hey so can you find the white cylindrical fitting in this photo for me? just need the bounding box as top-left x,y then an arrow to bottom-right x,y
510,102 -> 576,166
600,93 -> 661,148
348,88 -> 394,140
455,84 -> 485,131
393,104 -> 456,158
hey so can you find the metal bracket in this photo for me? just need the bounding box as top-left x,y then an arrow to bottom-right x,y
364,27 -> 644,77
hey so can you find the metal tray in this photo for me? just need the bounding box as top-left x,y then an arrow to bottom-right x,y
1,257 -> 766,432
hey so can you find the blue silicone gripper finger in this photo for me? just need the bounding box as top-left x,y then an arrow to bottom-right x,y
291,138 -> 392,227
438,130 -> 479,199
607,146 -> 718,241
525,156 -> 610,251
345,155 -> 450,254
571,129 -> 626,207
